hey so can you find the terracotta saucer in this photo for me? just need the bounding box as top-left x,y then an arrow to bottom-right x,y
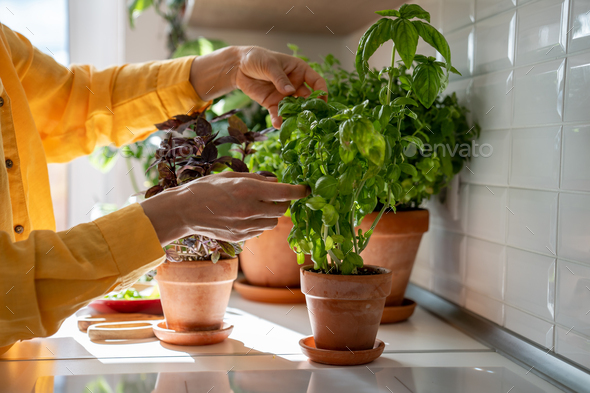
299,336 -> 385,366
380,298 -> 417,324
153,321 -> 233,346
233,278 -> 306,304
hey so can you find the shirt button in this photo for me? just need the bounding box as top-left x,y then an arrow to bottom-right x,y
14,225 -> 24,234
0,97 -> 4,107
6,159 -> 13,168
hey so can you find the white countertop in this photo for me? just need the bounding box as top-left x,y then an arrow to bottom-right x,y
0,290 -> 565,392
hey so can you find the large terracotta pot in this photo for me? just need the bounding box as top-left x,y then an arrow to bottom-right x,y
358,209 -> 429,307
300,265 -> 392,351
240,215 -> 312,287
156,258 -> 238,332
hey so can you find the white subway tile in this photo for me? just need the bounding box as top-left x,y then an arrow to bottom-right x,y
556,260 -> 590,337
516,0 -> 568,66
510,126 -> 561,189
568,0 -> 590,53
465,129 -> 510,186
429,182 -> 470,233
564,52 -> 590,123
505,305 -> 554,348
446,25 -> 474,80
442,0 -> 475,33
505,247 -> 556,320
410,264 -> 434,290
472,70 -> 514,130
467,185 -> 507,243
558,193 -> 590,264
431,228 -> 466,282
556,326 -> 590,369
475,0 -> 516,21
465,237 -> 505,299
507,189 -> 558,255
446,78 -> 472,106
433,275 -> 466,306
562,125 -> 590,192
513,59 -> 565,127
414,230 -> 432,268
465,289 -> 505,325
474,11 -> 516,74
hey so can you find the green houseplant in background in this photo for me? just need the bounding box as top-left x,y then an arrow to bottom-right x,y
275,4 -> 478,362
145,108 -> 265,345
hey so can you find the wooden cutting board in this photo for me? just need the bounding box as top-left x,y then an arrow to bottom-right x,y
78,313 -> 164,332
87,321 -> 156,341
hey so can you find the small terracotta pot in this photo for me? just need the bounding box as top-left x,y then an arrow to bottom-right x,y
240,215 -> 312,287
156,258 -> 238,332
300,265 -> 392,351
359,209 -> 429,306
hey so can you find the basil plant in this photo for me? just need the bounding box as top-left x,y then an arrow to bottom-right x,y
280,4 -> 460,274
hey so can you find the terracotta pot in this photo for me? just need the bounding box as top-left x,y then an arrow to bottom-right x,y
240,215 -> 312,287
156,258 -> 238,332
358,209 -> 429,306
300,265 -> 392,351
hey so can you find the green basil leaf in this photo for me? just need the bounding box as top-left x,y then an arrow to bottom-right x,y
390,182 -> 403,200
392,97 -> 419,107
399,162 -> 418,177
279,116 -> 297,145
315,175 -> 339,199
339,145 -> 355,164
302,98 -> 330,115
344,252 -> 364,269
401,135 -> 425,151
379,85 -> 389,106
332,248 -> 345,261
305,196 -> 326,210
412,62 -> 442,108
387,164 -> 401,182
297,252 -> 306,265
412,20 -> 451,66
391,18 -> 419,69
297,110 -> 316,133
450,66 -> 462,75
321,204 -> 339,226
355,18 -> 393,81
375,9 -> 400,17
398,4 -> 430,22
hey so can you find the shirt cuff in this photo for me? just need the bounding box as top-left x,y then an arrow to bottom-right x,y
94,203 -> 165,289
157,56 -> 210,116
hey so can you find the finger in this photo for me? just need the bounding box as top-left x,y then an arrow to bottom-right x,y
214,171 -> 270,182
267,60 -> 296,95
295,84 -> 311,98
258,183 -> 310,202
259,200 -> 291,217
304,67 -> 328,102
268,104 -> 282,129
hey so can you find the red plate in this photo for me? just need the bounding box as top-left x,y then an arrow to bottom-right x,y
89,298 -> 163,315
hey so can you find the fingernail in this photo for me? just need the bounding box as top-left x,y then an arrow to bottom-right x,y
284,85 -> 295,93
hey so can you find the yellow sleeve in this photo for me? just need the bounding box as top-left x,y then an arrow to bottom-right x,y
0,204 -> 165,349
4,25 -> 206,163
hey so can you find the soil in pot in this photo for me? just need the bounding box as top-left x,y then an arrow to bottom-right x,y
156,257 -> 238,332
358,209 -> 429,307
240,215 -> 312,288
300,265 -> 392,352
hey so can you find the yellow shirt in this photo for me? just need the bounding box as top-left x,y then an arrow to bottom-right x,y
0,24 -> 205,350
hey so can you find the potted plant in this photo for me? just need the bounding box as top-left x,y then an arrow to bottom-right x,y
145,107 -> 264,344
279,4 -> 463,361
284,11 -> 479,321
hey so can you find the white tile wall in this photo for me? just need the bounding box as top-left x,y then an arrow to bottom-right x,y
567,0 -> 590,54
506,188 -> 558,254
407,0 -> 590,369
561,124 -> 590,191
505,248 -> 555,320
515,0 -> 568,65
505,305 -> 554,348
510,126 -> 561,189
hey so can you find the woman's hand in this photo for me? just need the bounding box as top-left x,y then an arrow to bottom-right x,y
190,46 -> 327,129
140,172 -> 309,246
